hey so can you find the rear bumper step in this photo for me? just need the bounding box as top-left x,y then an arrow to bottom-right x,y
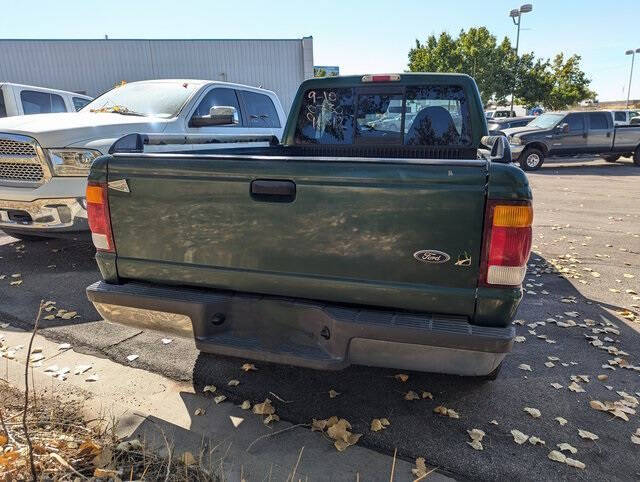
87,281 -> 514,376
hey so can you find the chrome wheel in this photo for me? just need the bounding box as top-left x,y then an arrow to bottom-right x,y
526,153 -> 541,168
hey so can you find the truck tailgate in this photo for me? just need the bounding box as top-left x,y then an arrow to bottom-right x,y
106,154 -> 488,317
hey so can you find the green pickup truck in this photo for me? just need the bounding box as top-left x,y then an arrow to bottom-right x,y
85,73 -> 532,379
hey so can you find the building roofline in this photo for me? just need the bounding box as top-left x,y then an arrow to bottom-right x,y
0,37 -> 312,42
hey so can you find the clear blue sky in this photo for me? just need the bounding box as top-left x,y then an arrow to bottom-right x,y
2,0 -> 638,101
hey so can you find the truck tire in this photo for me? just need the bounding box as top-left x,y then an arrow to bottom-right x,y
601,154 -> 620,163
1,229 -> 50,241
519,148 -> 544,171
634,148 -> 640,167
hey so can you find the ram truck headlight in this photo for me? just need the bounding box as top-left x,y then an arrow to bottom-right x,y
509,136 -> 522,146
47,149 -> 102,176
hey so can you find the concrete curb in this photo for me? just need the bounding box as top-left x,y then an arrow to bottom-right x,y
1,326 -> 454,481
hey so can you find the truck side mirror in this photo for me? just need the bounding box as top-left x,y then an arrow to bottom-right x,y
190,106 -> 238,127
481,135 -> 512,164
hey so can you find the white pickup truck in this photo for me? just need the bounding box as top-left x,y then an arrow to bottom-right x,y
0,83 -> 93,118
0,79 -> 286,239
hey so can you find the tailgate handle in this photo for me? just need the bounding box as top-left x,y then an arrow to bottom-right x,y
250,179 -> 296,203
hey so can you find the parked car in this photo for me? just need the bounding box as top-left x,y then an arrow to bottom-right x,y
609,109 -> 640,126
485,109 -> 515,119
487,116 -> 534,136
505,110 -> 640,170
0,82 -> 92,117
85,73 -> 532,379
0,79 -> 286,239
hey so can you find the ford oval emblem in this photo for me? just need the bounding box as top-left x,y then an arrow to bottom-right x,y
413,250 -> 451,264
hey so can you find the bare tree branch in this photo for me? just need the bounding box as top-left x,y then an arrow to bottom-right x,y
23,300 -> 44,481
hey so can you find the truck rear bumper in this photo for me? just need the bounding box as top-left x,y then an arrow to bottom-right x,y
87,281 -> 514,376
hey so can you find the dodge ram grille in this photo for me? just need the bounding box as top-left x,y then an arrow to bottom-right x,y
0,161 -> 45,182
0,134 -> 46,183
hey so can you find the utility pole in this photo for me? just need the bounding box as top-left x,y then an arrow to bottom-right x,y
626,48 -> 640,108
509,4 -> 533,116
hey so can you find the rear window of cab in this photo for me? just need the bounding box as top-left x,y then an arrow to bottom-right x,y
294,85 -> 472,147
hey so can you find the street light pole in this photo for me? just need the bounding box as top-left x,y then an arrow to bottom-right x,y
509,4 -> 533,116
626,48 -> 640,108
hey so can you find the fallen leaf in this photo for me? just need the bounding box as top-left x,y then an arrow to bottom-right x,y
380,418 -> 390,427
404,390 -> 420,401
555,417 -> 568,427
58,343 -> 71,350
181,451 -> 196,466
371,419 -> 384,432
524,407 -> 541,418
252,399 -> 275,415
548,450 -> 567,463
203,385 -> 216,393
597,374 -> 608,381
545,361 -> 555,368
514,336 -> 526,343
227,379 -> 240,386
412,457 -> 428,478
194,408 -> 205,416
230,416 -> 244,428
60,311 -> 77,320
467,428 -> 485,441
394,373 -> 409,382
557,443 -> 578,454
263,414 -> 280,424
489,419 -> 499,425
214,395 -> 226,404
578,429 -> 599,441
329,389 -> 340,398
568,382 -> 585,393
511,429 -> 529,445
311,418 -> 328,432
422,391 -> 434,399
550,383 -> 564,390
43,315 -> 55,320
566,458 -> 586,469
240,400 -> 251,410
161,338 -> 173,345
94,468 -> 120,478
126,354 -> 139,362
518,364 -> 532,372
529,436 -> 545,446
241,363 -> 257,372
468,440 -> 483,450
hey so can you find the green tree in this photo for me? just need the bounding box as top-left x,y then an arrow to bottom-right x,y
544,54 -> 596,110
408,28 -> 594,109
314,67 -> 327,78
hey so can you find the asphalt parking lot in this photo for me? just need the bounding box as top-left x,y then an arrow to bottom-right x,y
1,156 -> 639,481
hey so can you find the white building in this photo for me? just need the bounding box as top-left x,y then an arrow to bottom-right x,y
0,37 -> 314,113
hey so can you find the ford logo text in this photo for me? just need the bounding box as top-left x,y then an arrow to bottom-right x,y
413,250 -> 451,264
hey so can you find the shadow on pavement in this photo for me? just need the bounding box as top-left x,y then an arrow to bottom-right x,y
533,158 -> 640,176
191,254 -> 640,481
0,233 -> 100,329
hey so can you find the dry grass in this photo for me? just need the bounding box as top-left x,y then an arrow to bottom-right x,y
0,383 -> 218,481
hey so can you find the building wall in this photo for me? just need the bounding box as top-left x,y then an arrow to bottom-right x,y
0,38 -> 313,113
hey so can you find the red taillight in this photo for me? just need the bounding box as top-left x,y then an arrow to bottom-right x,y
361,74 -> 401,83
480,201 -> 532,287
86,182 -> 115,252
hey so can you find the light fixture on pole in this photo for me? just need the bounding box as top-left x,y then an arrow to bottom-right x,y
625,48 -> 640,108
509,4 -> 533,116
